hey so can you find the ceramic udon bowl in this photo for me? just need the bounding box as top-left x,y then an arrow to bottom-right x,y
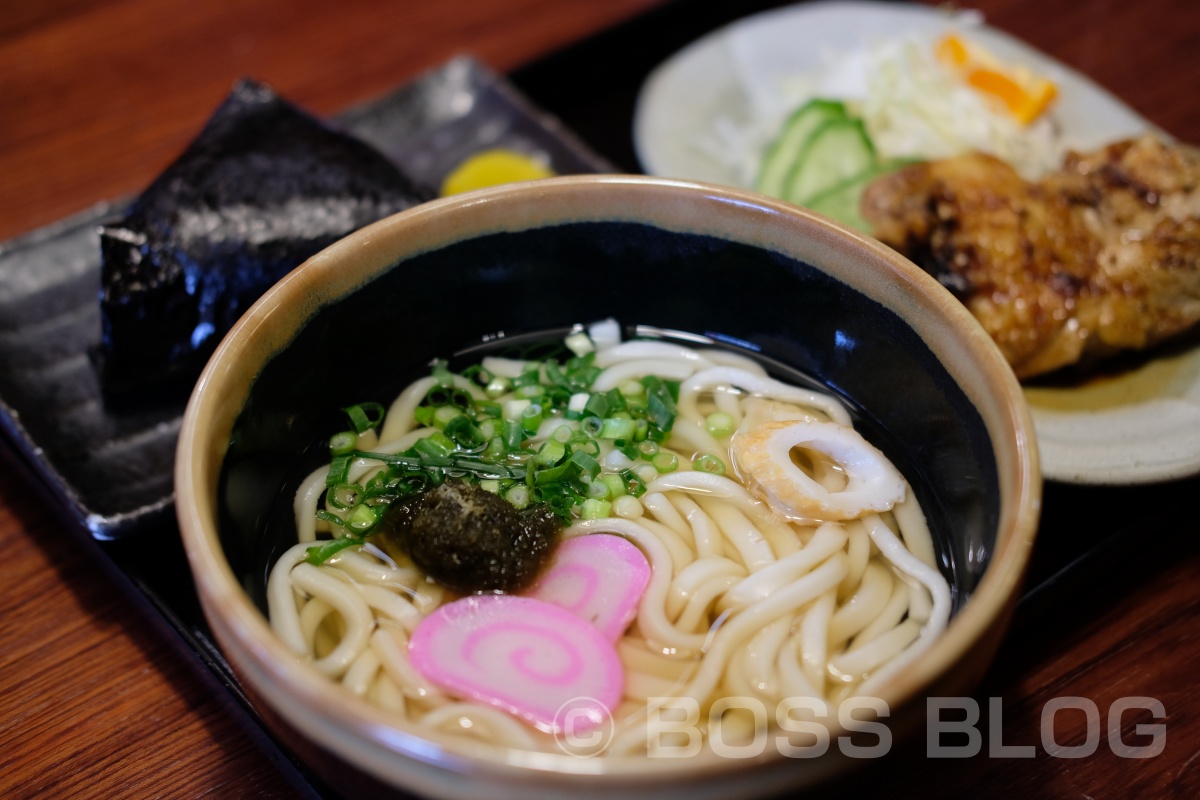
175,175 -> 1041,799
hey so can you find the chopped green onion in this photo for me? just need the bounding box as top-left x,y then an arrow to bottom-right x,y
618,379 -> 645,399
433,405 -> 463,428
546,387 -> 572,411
327,483 -> 362,509
694,454 -> 727,475
345,503 -> 381,532
444,457 -> 521,478
505,483 -> 530,509
568,449 -> 601,480
570,436 -> 600,456
504,398 -> 531,421
541,360 -> 566,387
705,412 -> 736,438
326,454 -> 352,487
564,331 -> 594,356
431,359 -> 454,386
484,436 -> 506,460
424,386 -> 450,406
620,467 -> 647,498
564,364 -> 600,392
486,376 -> 511,398
414,432 -> 454,459
502,420 -> 525,451
580,498 -> 612,520
315,330 -> 754,536
475,401 -> 502,420
613,439 -> 640,461
535,438 -> 567,467
329,431 -> 357,456
520,403 -> 544,434
566,393 -> 590,419
305,535 -> 362,565
513,368 -> 541,388
600,473 -> 626,499
342,402 -> 385,434
651,452 -> 679,473
460,363 -> 487,384
533,447 -> 601,488
643,379 -> 677,433
583,393 -> 610,420
352,450 -> 524,480
598,417 -> 637,440
444,415 -> 485,448
315,509 -> 347,527
533,461 -> 571,486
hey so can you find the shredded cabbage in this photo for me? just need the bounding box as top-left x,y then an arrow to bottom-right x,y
860,37 -> 1064,179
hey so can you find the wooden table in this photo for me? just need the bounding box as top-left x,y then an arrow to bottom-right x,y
1,1 -> 1198,797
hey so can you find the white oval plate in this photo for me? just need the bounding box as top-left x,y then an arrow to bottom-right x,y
633,0 -> 1200,485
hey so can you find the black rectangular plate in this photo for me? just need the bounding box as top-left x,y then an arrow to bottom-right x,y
0,56 -> 613,541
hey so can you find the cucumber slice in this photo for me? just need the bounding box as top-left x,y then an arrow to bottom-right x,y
804,169 -> 877,232
805,158 -> 920,233
754,99 -> 847,198
784,117 -> 876,206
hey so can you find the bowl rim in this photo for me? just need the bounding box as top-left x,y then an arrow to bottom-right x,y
175,173 -> 1041,788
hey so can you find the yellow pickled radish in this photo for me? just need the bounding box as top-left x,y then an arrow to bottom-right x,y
439,148 -> 556,195
935,33 -> 1057,125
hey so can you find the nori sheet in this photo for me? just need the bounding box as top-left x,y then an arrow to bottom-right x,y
99,78 -> 434,397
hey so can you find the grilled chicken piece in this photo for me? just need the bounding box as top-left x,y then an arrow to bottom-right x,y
862,135 -> 1200,379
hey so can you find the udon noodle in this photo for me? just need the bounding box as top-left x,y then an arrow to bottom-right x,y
267,321 -> 951,755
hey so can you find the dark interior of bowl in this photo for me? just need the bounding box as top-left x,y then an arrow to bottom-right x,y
217,220 -> 998,614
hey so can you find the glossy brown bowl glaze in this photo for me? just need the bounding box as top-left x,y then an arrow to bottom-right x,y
175,175 -> 1041,799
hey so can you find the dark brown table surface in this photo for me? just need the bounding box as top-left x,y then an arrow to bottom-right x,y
2,1 -> 1198,797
